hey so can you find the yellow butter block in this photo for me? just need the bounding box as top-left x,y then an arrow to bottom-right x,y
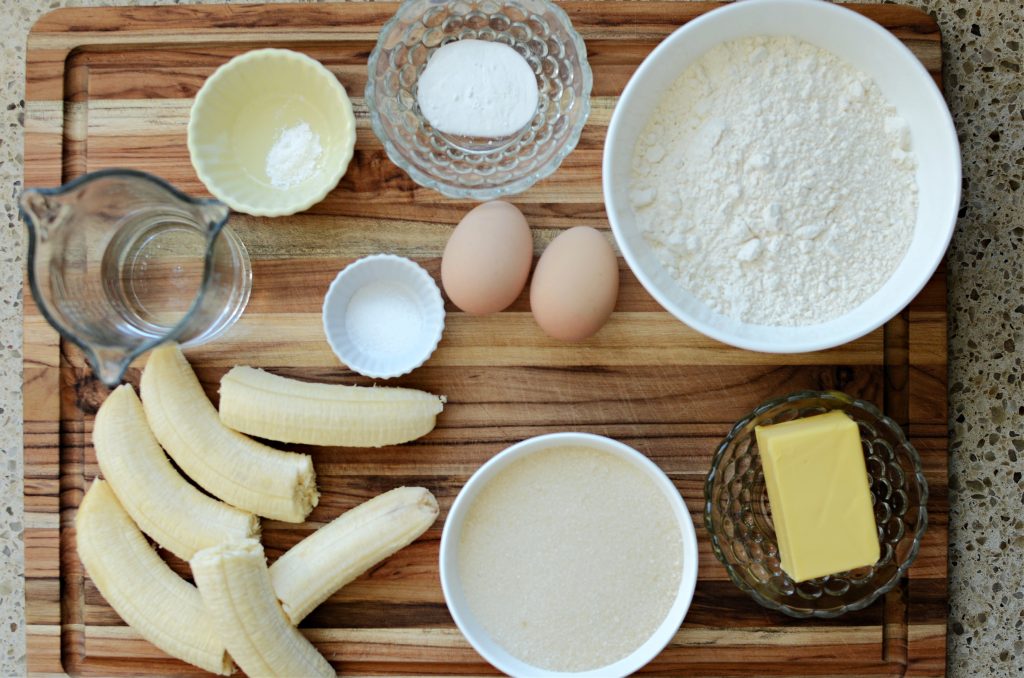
755,410 -> 880,583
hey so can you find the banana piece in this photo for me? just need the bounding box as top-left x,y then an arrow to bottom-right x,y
270,486 -> 439,624
76,479 -> 233,676
219,366 -> 445,447
141,344 -> 318,522
191,539 -> 335,678
94,383 -> 260,560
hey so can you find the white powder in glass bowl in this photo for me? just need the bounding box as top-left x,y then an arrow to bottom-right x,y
629,36 -> 918,327
416,39 -> 539,138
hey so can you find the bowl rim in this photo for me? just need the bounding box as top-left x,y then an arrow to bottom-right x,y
365,0 -> 593,200
703,390 -> 929,618
602,0 -> 961,353
321,253 -> 445,379
187,47 -> 356,218
439,432 -> 700,677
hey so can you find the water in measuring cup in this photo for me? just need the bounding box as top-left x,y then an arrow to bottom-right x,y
100,210 -> 210,338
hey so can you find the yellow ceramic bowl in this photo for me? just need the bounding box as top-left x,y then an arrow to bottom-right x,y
188,48 -> 356,217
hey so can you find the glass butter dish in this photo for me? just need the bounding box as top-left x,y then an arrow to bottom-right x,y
704,390 -> 928,618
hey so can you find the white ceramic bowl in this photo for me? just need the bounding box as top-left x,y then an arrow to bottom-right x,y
439,432 -> 699,677
603,0 -> 960,353
188,48 -> 356,217
322,254 -> 445,379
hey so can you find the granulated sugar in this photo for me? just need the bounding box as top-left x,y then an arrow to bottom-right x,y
457,446 -> 683,672
630,36 -> 918,326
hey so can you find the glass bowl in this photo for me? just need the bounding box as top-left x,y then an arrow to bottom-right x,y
366,0 -> 592,200
704,390 -> 928,618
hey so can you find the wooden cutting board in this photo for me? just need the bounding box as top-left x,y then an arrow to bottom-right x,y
22,2 -> 948,676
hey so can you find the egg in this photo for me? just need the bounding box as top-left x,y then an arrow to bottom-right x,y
530,226 -> 619,341
441,201 -> 533,315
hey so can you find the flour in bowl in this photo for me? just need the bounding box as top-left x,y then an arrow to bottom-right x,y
630,36 -> 918,326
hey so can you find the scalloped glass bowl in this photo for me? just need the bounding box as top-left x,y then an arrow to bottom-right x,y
704,391 -> 928,618
366,0 -> 592,199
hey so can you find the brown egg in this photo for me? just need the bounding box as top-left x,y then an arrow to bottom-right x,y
530,226 -> 619,341
441,201 -> 533,315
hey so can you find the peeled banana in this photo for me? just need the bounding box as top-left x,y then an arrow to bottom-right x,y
93,383 -> 260,560
76,480 -> 233,676
271,486 -> 439,624
219,365 -> 445,447
191,539 -> 335,678
141,344 -> 318,523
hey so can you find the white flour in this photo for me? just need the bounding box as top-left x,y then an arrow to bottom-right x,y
630,36 -> 918,326
266,122 -> 322,189
416,39 -> 539,138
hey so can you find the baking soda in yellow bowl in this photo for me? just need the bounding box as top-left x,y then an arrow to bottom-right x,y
188,48 -> 356,217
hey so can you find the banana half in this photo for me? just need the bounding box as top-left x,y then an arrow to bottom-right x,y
94,383 -> 260,561
219,366 -> 445,447
271,485 -> 439,624
141,344 -> 319,523
76,479 -> 233,676
191,539 -> 335,678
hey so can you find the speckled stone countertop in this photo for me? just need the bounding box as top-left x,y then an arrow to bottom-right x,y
1,0 -> 1022,675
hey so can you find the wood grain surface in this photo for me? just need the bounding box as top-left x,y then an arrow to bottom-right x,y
23,2 -> 948,676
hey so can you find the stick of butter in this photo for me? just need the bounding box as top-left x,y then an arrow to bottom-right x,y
755,410 -> 880,583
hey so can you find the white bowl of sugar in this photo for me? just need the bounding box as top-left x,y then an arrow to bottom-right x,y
440,432 -> 699,677
603,0 -> 960,353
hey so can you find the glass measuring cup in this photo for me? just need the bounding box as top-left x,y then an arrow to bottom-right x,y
20,169 -> 252,386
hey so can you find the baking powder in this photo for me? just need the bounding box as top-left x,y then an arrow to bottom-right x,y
416,39 -> 539,138
630,36 -> 918,326
266,122 -> 322,189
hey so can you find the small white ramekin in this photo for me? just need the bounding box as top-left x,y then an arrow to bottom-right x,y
440,432 -> 699,678
322,254 -> 444,379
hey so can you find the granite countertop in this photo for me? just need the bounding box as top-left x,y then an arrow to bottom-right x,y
1,0 -> 1021,675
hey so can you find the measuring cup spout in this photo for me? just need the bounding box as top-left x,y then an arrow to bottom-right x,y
200,202 -> 231,234
91,346 -> 134,388
19,190 -> 64,241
